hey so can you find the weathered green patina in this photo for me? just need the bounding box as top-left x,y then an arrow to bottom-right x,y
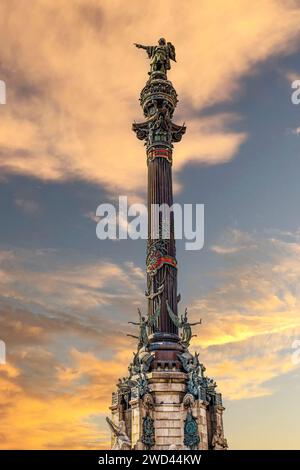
141,413 -> 155,449
183,409 -> 200,450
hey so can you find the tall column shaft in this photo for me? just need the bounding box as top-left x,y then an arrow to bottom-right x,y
132,46 -> 186,353
147,154 -> 178,335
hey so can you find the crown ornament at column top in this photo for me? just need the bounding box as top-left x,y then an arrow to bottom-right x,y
132,38 -> 186,157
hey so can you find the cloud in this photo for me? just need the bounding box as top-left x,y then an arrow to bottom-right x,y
195,327 -> 300,400
0,363 -> 111,449
0,294 -> 134,449
84,211 -> 100,223
193,230 -> 300,347
0,248 -> 146,362
0,0 -> 300,192
1,230 -> 300,446
14,198 -> 40,215
211,228 -> 257,254
290,127 -> 300,135
175,113 -> 247,169
186,229 -> 300,399
0,248 -> 144,314
284,69 -> 300,83
0,303 -> 132,449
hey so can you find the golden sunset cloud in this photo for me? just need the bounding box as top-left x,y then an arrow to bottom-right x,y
0,0 -> 299,193
0,231 -> 300,447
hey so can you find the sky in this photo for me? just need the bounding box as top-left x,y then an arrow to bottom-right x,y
0,0 -> 300,449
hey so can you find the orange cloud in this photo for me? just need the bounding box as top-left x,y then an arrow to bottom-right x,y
189,231 -> 300,347
0,249 -> 144,312
1,231 -> 300,448
0,0 -> 299,193
0,347 -> 134,449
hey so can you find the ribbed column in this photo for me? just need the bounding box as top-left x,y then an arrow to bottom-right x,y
147,151 -> 178,335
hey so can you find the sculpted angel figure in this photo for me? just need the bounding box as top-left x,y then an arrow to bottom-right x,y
166,301 -> 201,347
127,302 -> 160,349
127,309 -> 148,349
106,417 -> 131,450
134,38 -> 176,76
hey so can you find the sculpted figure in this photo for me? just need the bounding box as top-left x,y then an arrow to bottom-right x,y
134,38 -> 176,76
106,418 -> 131,450
166,301 -> 201,347
211,426 -> 228,450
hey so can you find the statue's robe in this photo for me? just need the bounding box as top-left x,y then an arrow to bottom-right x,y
145,45 -> 171,72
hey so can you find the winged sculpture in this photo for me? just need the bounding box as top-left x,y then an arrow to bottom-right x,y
166,301 -> 202,347
128,299 -> 161,349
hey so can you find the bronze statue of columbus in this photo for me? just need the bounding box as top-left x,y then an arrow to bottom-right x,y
134,38 -> 176,77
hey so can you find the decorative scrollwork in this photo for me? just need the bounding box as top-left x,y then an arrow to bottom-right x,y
147,148 -> 172,164
146,240 -> 177,277
140,80 -> 178,116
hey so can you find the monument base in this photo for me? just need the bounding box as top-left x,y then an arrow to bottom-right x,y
109,367 -> 227,450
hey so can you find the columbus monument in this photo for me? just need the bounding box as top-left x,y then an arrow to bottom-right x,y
107,38 -> 228,450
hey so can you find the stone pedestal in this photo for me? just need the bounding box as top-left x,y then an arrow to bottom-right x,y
109,367 -> 227,450
150,371 -> 185,449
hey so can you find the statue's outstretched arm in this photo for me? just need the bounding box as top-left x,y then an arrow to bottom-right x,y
134,43 -> 153,59
128,321 -> 140,325
190,319 -> 202,326
134,43 -> 147,50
